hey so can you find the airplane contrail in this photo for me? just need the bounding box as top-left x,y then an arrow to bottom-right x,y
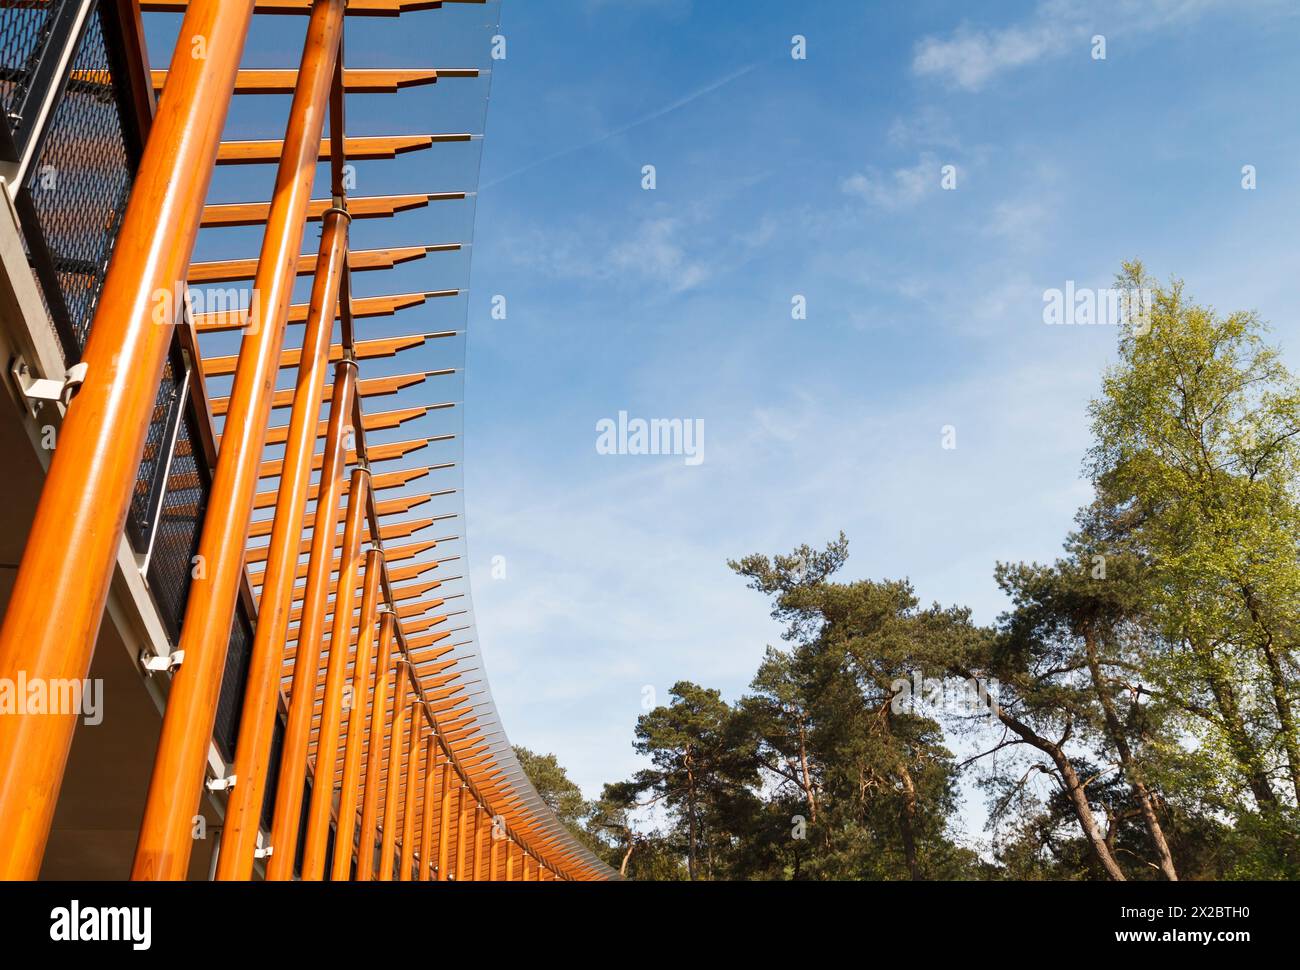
481,62 -> 759,189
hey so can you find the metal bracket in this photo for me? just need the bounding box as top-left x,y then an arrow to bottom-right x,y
254,845 -> 274,860
206,774 -> 237,793
11,357 -> 87,415
139,649 -> 184,675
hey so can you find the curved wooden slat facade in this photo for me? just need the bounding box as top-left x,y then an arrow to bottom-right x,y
0,0 -> 614,882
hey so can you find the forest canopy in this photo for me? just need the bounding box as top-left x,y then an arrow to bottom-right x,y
522,264 -> 1300,880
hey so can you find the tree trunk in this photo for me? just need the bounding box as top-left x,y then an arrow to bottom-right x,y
685,756 -> 698,881
1241,587 -> 1300,805
1259,636 -> 1300,805
882,704 -> 921,880
897,764 -> 921,881
1191,637 -> 1279,808
1083,632 -> 1178,880
797,720 -> 818,824
619,840 -> 634,877
987,700 -> 1127,880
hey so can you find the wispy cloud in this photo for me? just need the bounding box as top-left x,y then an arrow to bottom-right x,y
610,217 -> 712,293
887,106 -> 963,150
912,0 -> 1244,91
482,63 -> 758,188
842,152 -> 944,209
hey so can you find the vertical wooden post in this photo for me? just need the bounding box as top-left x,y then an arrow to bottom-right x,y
399,705 -> 422,880
488,813 -> 500,882
436,759 -> 453,880
356,610 -> 396,880
505,842 -> 516,881
200,209 -> 349,881
302,467 -> 370,878
331,549 -> 383,880
0,0 -> 254,881
379,660 -> 410,880
454,781 -> 470,881
465,804 -> 479,880
135,0 -> 346,881
476,807 -> 489,880
418,735 -> 436,880
264,357 -> 357,880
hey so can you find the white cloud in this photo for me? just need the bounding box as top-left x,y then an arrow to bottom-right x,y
914,19 -> 1070,92
912,0 -> 1246,91
842,152 -> 943,210
609,217 -> 711,293
887,106 -> 963,150
986,198 -> 1050,241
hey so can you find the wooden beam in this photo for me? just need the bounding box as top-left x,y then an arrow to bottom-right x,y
189,244 -> 456,283
201,194 -> 462,229
202,332 -> 443,378
212,371 -> 450,417
143,0 -> 483,15
217,133 -> 468,164
155,67 -> 478,95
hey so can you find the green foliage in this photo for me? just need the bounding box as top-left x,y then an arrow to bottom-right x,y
512,745 -> 604,856
535,264 -> 1300,880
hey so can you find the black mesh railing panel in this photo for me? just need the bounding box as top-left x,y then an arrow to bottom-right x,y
324,822 -> 336,880
126,353 -> 183,551
0,0 -> 59,121
144,405 -> 206,643
24,4 -> 130,351
293,780 -> 311,877
262,717 -> 285,832
213,603 -> 254,763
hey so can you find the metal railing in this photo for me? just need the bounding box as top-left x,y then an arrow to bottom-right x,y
2,0 -> 133,360
0,0 -> 273,823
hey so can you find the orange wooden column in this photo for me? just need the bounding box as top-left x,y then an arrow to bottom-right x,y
418,736 -> 437,880
478,809 -> 492,880
436,759 -> 453,880
301,467 -> 371,878
330,549 -> 383,880
454,781 -> 470,880
505,842 -> 516,881
379,659 -> 411,880
209,208 -> 350,879
356,611 -> 396,880
264,357 -> 357,880
134,0 -> 346,881
0,0 -> 253,881
489,816 -> 501,882
399,706 -> 423,880
470,800 -> 486,878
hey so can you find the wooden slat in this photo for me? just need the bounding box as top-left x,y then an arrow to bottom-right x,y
189,244 -> 455,284
211,371 -> 449,417
248,539 -> 442,586
200,193 -> 462,229
202,332 -> 443,378
216,133 -> 468,165
246,518 -> 431,565
257,436 -> 444,481
252,466 -> 440,511
193,288 -> 457,333
249,492 -> 435,540
141,0 -> 483,16
221,405 -> 429,449
154,67 -> 476,95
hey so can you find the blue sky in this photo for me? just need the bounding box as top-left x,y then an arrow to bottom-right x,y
463,0 -> 1300,829
151,0 -> 1300,845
